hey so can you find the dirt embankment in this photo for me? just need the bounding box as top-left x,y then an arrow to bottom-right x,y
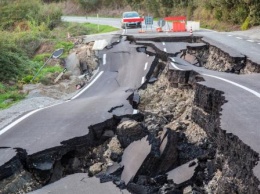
1,36 -> 259,194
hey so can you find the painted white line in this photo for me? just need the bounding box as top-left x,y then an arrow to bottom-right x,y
122,29 -> 126,35
71,71 -> 104,100
170,62 -> 184,70
103,54 -> 106,65
247,40 -> 254,42
141,76 -> 145,84
0,71 -> 104,136
227,35 -> 233,37
133,109 -> 139,114
144,62 -> 148,70
164,48 -> 167,52
170,62 -> 260,99
162,42 -> 166,45
236,37 -> 242,40
0,102 -> 63,136
202,74 -> 260,99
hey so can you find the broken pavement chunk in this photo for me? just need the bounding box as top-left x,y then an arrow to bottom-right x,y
120,128 -> 179,186
28,174 -> 129,194
120,136 -> 151,185
127,91 -> 140,109
156,128 -> 178,174
167,159 -> 198,185
92,39 -> 108,50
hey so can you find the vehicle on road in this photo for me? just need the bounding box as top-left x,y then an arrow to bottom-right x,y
121,11 -> 142,29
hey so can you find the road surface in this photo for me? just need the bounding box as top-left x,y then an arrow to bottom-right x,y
0,16 -> 260,192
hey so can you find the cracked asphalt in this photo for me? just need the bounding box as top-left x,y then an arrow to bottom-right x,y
1,17 -> 260,192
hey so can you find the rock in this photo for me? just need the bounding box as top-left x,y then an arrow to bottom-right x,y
89,162 -> 103,176
104,137 -> 123,163
183,186 -> 193,194
116,120 -> 147,148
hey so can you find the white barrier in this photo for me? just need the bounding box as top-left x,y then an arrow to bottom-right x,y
186,21 -> 200,31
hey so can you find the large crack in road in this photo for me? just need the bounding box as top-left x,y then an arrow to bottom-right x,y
0,35 -> 259,194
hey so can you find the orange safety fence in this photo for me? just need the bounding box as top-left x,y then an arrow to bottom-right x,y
164,16 -> 186,32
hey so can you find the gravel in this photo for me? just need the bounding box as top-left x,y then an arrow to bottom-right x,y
226,26 -> 260,40
0,97 -> 63,131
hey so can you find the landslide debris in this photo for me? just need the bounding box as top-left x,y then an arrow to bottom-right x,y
0,36 -> 259,194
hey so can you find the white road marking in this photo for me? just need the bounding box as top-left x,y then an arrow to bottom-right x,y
0,103 -> 63,136
141,76 -> 145,84
170,62 -> 183,70
72,71 -> 104,100
228,35 -> 233,37
147,54 -> 149,57
247,40 -> 254,42
164,48 -> 167,52
202,74 -> 260,99
103,54 -> 106,65
0,71 -> 105,135
162,42 -> 166,45
236,37 -> 242,39
170,61 -> 260,98
144,62 -> 148,70
122,29 -> 126,35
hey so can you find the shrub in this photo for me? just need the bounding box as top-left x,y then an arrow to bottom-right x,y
55,41 -> 74,53
77,0 -> 101,12
0,0 -> 62,30
241,16 -> 250,30
0,83 -> 26,109
214,9 -> 223,21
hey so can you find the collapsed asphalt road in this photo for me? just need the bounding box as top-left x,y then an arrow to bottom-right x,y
0,34 -> 260,194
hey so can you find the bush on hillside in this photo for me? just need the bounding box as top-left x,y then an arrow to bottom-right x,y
0,0 -> 62,30
241,16 -> 250,30
0,31 -> 38,82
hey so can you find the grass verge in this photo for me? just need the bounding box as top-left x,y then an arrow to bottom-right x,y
0,22 -> 118,109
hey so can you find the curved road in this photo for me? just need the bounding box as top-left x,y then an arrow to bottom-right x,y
0,16 -> 260,192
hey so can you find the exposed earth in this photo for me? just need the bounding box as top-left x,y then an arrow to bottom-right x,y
0,27 -> 260,194
1,27 -> 260,130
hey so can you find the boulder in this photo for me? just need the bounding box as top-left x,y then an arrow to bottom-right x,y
116,119 -> 147,148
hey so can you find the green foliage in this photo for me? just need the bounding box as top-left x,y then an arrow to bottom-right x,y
55,41 -> 74,54
14,31 -> 44,58
77,0 -> 101,12
37,65 -> 63,85
41,65 -> 63,74
33,53 -> 52,63
241,16 -> 250,30
0,30 -> 41,82
82,23 -> 119,34
0,83 -> 26,109
215,9 -> 223,21
0,0 -> 62,30
22,75 -> 34,84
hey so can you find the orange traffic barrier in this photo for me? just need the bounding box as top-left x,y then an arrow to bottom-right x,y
164,16 -> 186,32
